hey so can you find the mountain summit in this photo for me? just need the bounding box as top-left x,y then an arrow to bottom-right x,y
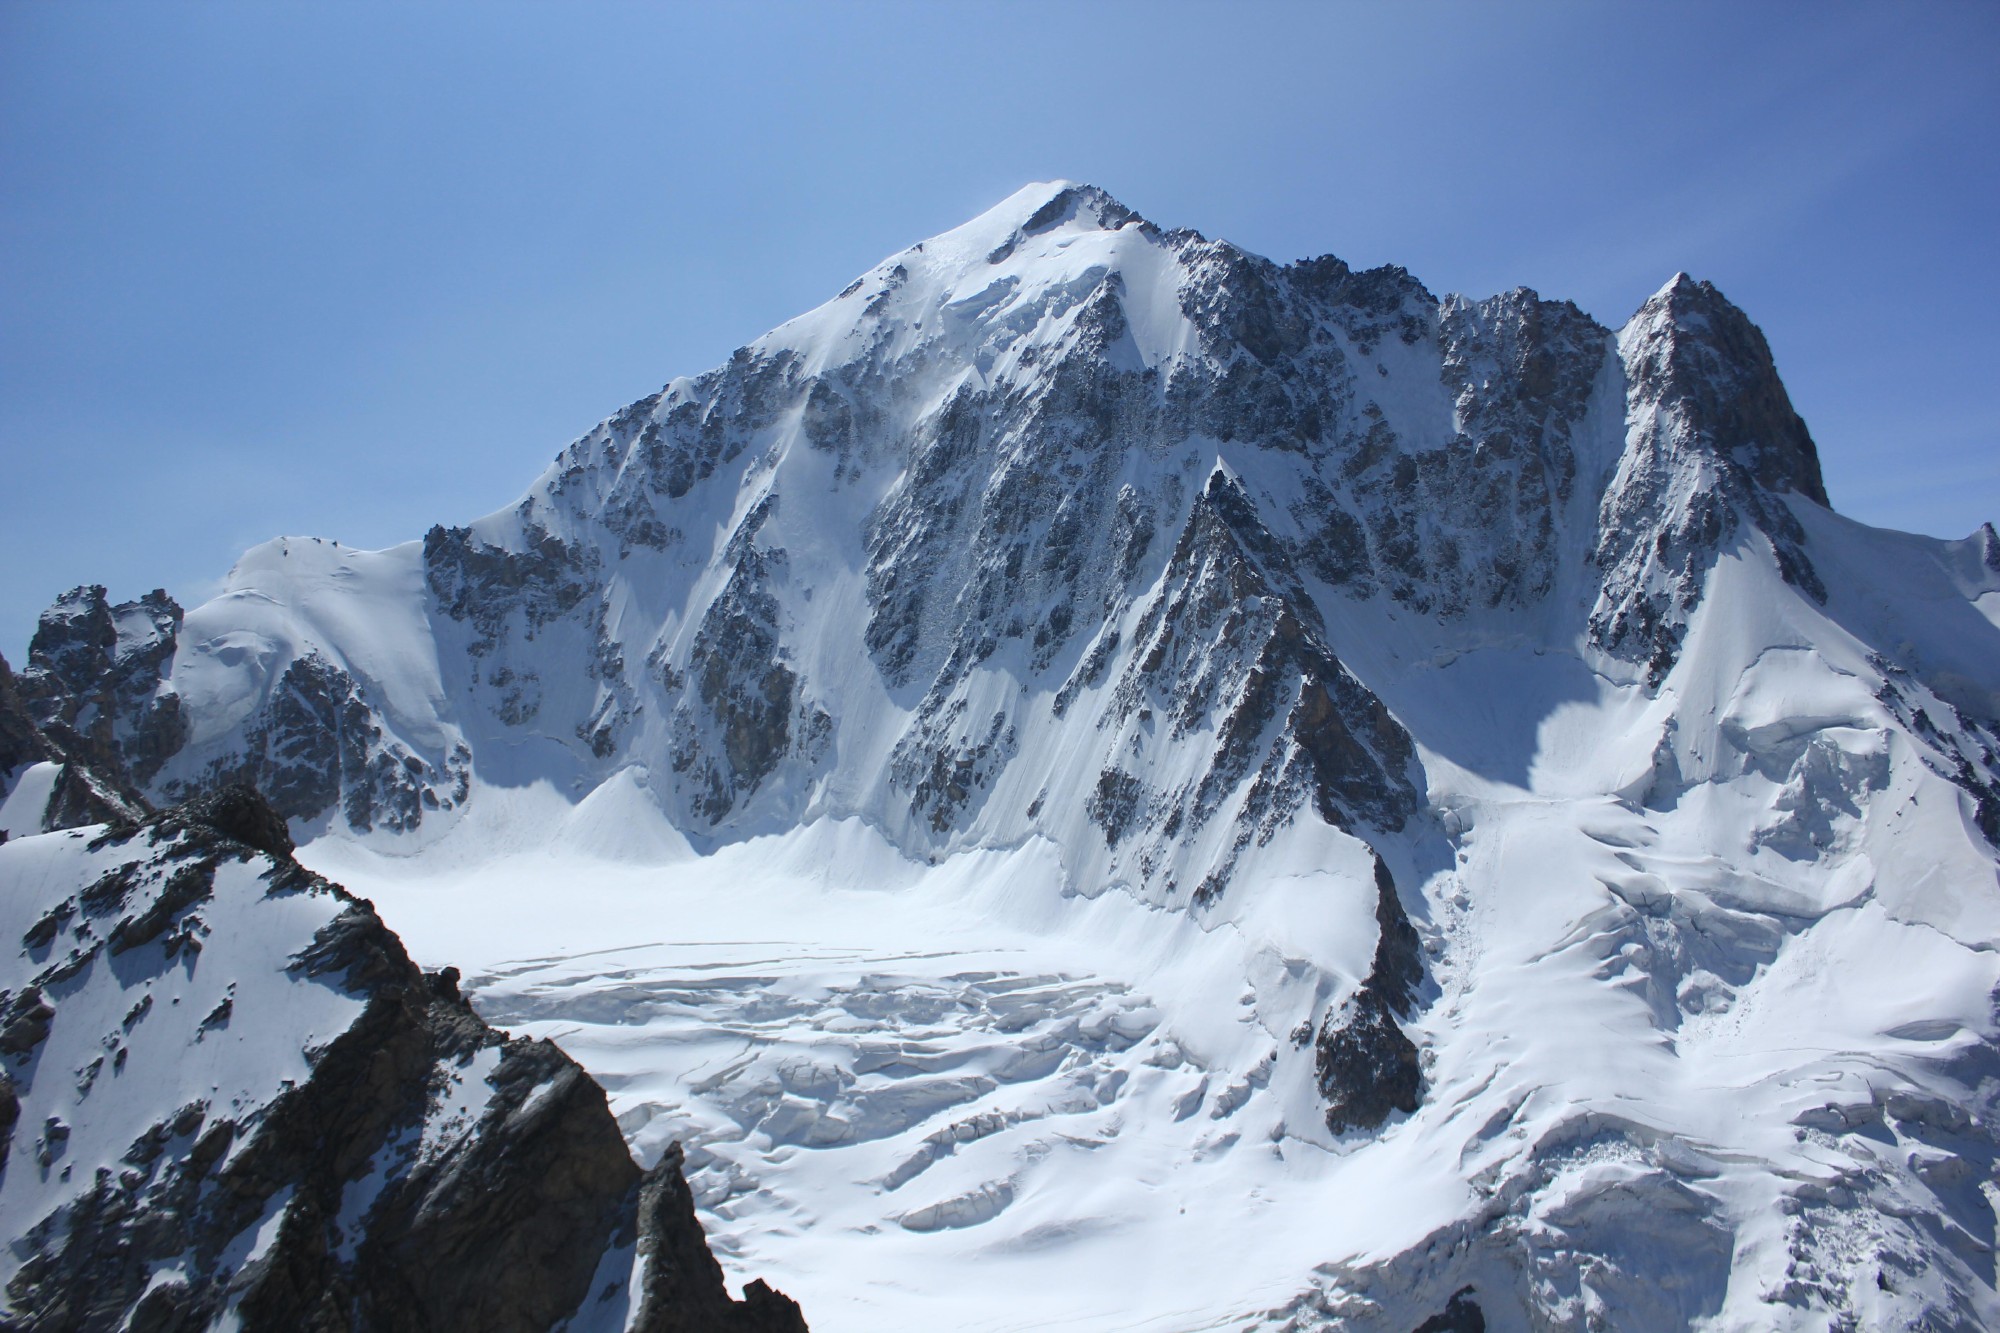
11,181 -> 1855,854
7,184 -> 2000,1331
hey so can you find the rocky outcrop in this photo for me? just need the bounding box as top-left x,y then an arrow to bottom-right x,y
669,497 -> 831,828
424,518 -> 601,662
18,587 -> 187,788
0,650 -> 148,837
1314,857 -> 1424,1133
1874,656 -> 2000,848
175,650 -> 466,836
629,1142 -> 810,1333
1591,275 -> 1830,683
0,786 -> 808,1332
1088,469 -> 1420,904
5,590 -> 170,837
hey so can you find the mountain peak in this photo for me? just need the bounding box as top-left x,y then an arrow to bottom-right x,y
977,180 -> 1142,234
945,181 -> 1149,268
1662,269 -> 1702,297
1631,271 -> 1738,330
1622,271 -> 1829,508
1016,181 -> 1143,233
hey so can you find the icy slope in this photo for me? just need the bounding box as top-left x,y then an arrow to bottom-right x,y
16,181 -> 2000,1329
0,786 -> 807,1332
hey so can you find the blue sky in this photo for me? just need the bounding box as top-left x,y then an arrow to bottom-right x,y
3,1 -> 1996,662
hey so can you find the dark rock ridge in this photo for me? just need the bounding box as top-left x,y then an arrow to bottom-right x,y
0,650 -> 148,837
1591,274 -> 1831,684
16,587 -> 187,789
1314,856 -> 1425,1134
0,784 -> 808,1332
1086,468 -> 1421,904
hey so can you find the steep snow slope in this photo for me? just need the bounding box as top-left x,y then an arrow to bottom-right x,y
15,182 -> 2000,1330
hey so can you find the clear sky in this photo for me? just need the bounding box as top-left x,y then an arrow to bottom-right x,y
3,1 -> 1996,663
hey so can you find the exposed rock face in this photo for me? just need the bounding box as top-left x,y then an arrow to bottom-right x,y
629,1142 -> 811,1333
0,651 -> 148,838
1091,469 -> 1420,903
1873,655 -> 2000,848
190,649 -> 466,835
1315,857 -> 1424,1133
670,496 -> 830,827
1286,286 -> 1611,614
1421,290 -> 1607,608
17,587 -> 187,789
1592,275 -> 1830,682
424,519 -> 601,662
0,786 -> 808,1332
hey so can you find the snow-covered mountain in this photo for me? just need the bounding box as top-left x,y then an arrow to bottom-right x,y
8,181 -> 2000,1330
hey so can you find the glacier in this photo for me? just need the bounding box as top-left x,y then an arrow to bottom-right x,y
6,180 -> 2000,1331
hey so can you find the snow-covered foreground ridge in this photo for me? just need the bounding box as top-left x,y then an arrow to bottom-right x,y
0,785 -> 809,1332
9,180 -> 2000,1329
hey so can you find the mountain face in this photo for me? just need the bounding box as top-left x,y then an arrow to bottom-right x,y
10,188 -> 1841,860
8,182 -> 2000,1331
10,189 -> 1854,864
